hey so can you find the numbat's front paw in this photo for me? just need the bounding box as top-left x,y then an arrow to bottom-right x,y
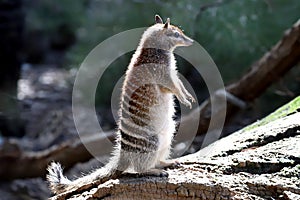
184,95 -> 195,109
183,98 -> 192,108
187,93 -> 195,103
176,91 -> 195,109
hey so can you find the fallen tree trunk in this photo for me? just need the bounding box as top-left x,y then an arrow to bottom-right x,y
51,97 -> 300,200
181,18 -> 300,137
0,132 -> 114,180
0,139 -> 90,180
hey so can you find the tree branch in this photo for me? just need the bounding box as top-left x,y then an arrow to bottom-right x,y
181,18 -> 300,137
0,132 -> 114,180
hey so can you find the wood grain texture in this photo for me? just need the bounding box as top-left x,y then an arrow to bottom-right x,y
51,110 -> 300,199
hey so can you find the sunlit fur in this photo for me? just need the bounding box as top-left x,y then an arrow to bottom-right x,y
46,15 -> 194,195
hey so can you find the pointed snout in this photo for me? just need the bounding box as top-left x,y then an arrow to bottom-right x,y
182,35 -> 194,46
179,35 -> 194,46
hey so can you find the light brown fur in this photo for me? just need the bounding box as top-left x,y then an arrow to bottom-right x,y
47,15 -> 194,195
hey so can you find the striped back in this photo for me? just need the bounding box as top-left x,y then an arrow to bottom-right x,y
119,47 -> 171,153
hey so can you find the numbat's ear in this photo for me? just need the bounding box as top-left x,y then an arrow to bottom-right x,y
155,14 -> 163,24
164,18 -> 170,29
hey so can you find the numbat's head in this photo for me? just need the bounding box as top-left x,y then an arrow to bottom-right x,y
140,15 -> 193,51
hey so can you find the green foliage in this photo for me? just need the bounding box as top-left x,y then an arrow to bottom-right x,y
25,0 -> 86,34
194,0 -> 300,81
25,0 -> 300,109
243,95 -> 300,132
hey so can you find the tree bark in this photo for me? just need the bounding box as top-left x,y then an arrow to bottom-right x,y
180,18 -> 300,137
0,132 -> 115,180
227,19 -> 300,101
50,99 -> 300,200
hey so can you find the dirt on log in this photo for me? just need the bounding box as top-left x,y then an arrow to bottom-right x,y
51,103 -> 300,200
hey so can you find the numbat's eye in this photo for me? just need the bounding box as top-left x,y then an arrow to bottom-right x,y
174,32 -> 180,38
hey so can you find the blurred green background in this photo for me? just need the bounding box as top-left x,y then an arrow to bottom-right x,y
23,0 -> 300,117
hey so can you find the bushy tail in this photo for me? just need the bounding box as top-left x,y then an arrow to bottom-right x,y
46,155 -> 121,194
46,162 -> 72,194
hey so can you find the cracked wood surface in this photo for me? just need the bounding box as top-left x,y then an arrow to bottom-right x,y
51,110 -> 300,200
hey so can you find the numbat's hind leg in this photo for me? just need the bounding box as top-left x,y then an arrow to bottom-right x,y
143,168 -> 169,177
157,160 -> 179,168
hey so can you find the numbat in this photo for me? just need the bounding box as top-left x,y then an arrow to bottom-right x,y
47,14 -> 195,194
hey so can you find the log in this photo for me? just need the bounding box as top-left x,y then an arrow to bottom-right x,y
180,18 -> 300,137
50,97 -> 300,199
0,139 -> 90,180
0,132 -> 114,180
